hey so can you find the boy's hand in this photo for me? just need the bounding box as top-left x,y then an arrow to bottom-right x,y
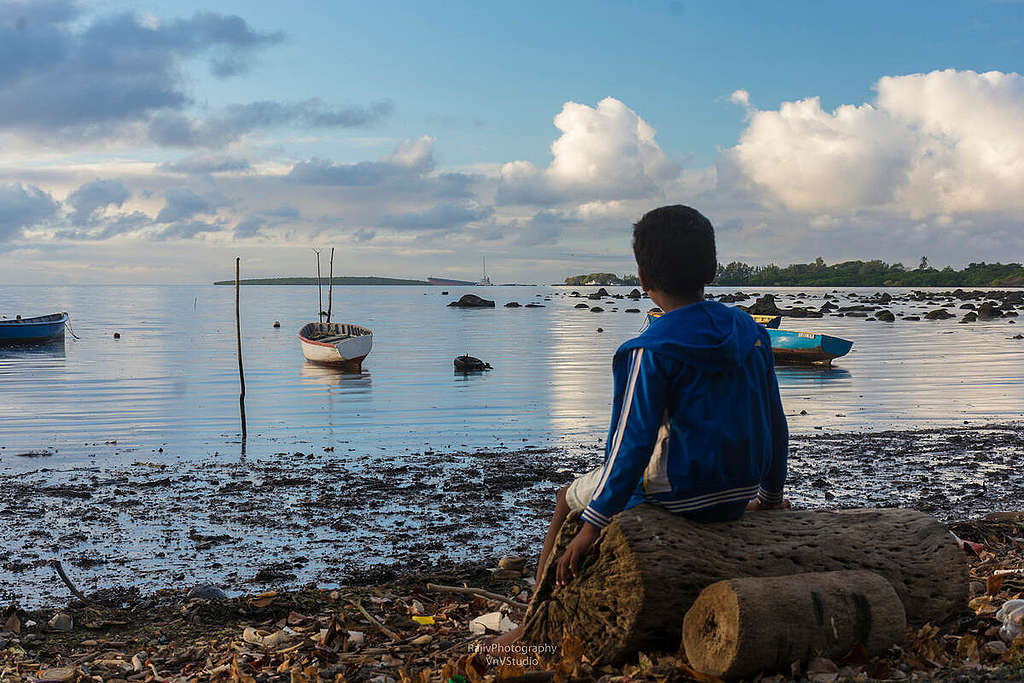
746,498 -> 792,511
556,523 -> 601,586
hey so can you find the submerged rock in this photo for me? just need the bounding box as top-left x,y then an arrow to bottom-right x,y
454,355 -> 492,372
574,303 -> 590,309
504,302 -> 521,308
627,288 -> 642,299
876,310 -> 896,322
447,294 -> 495,308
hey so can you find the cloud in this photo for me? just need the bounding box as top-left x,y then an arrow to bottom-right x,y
155,219 -> 225,240
0,183 -> 59,239
729,89 -> 750,107
65,179 -> 130,225
0,5 -> 282,141
147,99 -> 393,148
161,154 -> 252,174
155,187 -> 222,223
497,97 -> 679,205
379,203 -> 492,231
730,69 -> 1024,215
233,215 -> 265,238
288,136 -> 435,186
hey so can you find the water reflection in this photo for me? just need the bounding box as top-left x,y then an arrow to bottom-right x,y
299,361 -> 372,388
0,339 -> 66,362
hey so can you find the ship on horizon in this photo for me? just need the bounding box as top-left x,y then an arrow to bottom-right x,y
428,257 -> 493,286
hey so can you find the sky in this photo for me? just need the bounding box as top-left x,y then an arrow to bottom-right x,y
1,0 -> 1023,284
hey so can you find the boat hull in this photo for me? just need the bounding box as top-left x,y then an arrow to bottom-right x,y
298,322 -> 372,371
0,313 -> 68,344
766,329 -> 853,365
646,309 -> 852,365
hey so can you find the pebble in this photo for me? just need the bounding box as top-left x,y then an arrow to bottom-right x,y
984,640 -> 1008,655
499,555 -> 526,572
48,612 -> 73,632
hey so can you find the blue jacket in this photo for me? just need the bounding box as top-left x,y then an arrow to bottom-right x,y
579,300 -> 788,529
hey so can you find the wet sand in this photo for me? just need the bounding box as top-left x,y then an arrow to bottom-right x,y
3,422 -> 1023,608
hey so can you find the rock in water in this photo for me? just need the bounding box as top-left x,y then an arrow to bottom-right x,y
627,288 -> 642,299
454,355 -> 491,372
272,321 -> 281,328
876,310 -> 895,322
447,294 -> 495,308
925,309 -> 955,320
504,302 -> 521,308
742,294 -> 782,316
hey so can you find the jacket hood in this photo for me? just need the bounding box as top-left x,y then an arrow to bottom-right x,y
620,300 -> 764,371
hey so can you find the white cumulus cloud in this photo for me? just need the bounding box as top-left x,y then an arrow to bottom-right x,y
497,97 -> 679,205
730,69 -> 1024,216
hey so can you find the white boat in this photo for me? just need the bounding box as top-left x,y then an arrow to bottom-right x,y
298,321 -> 372,371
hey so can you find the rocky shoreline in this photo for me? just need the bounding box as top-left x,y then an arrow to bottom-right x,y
3,423 -> 1024,610
2,514 -> 1023,682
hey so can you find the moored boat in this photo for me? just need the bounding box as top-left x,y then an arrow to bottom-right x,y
0,313 -> 68,344
298,321 -> 372,371
646,308 -> 851,365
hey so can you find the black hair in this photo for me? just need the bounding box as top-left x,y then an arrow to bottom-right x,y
632,205 -> 716,297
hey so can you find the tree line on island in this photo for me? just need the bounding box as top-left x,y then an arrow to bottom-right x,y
566,259 -> 1024,288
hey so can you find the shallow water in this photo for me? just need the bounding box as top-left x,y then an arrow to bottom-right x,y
3,283 -> 1024,605
2,284 -> 1023,467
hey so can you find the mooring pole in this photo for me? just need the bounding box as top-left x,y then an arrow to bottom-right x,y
314,248 -> 323,322
235,257 -> 247,441
327,247 -> 335,324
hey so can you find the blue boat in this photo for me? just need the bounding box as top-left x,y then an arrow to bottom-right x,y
646,309 -> 852,365
0,313 -> 68,344
764,328 -> 853,365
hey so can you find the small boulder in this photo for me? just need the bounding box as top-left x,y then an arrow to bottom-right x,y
574,303 -> 590,309
590,307 -> 604,313
48,612 -> 73,632
625,308 -> 640,313
978,301 -> 1004,320
454,355 -> 491,372
448,294 -> 495,308
875,310 -> 895,322
742,294 -> 782,316
504,302 -> 521,308
187,584 -> 228,601
627,288 -> 642,299
960,312 -> 978,323
524,303 -> 544,308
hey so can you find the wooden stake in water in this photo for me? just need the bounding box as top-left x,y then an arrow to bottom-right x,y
235,257 -> 247,441
327,247 -> 335,324
313,248 -> 323,322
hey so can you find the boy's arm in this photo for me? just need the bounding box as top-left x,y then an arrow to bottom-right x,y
756,351 -> 788,506
581,348 -> 672,529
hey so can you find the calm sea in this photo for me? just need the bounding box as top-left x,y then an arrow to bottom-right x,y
2,284 -> 1024,468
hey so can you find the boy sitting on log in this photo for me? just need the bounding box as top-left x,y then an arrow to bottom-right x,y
545,204 -> 791,588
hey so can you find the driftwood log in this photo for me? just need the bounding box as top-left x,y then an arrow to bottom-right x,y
681,570 -> 907,679
521,506 -> 967,664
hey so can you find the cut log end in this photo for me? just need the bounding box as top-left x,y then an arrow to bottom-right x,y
682,570 -> 907,679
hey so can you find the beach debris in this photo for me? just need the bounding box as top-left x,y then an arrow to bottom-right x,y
996,599 -> 1024,641
454,355 -> 491,372
469,611 -> 517,634
35,668 -> 76,682
447,294 -> 495,308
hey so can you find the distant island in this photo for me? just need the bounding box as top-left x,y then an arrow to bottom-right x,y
214,276 -> 430,286
565,260 -> 1024,288
563,272 -> 641,286
715,259 -> 1024,287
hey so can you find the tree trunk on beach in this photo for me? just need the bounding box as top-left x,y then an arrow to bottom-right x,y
521,506 -> 967,665
681,570 -> 907,679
